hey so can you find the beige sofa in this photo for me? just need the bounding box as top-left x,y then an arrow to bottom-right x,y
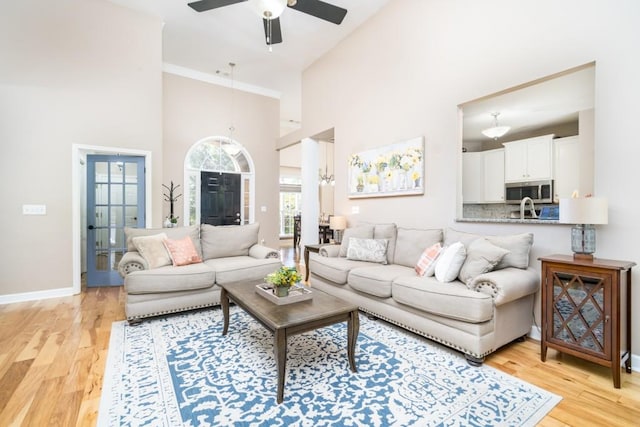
309,224 -> 539,365
118,223 -> 281,322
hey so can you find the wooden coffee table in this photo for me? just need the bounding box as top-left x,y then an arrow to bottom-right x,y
219,280 -> 359,404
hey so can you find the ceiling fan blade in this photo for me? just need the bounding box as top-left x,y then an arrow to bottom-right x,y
188,0 -> 246,13
288,0 -> 347,25
263,17 -> 283,45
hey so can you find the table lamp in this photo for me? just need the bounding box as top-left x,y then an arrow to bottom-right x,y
559,197 -> 608,260
329,216 -> 347,244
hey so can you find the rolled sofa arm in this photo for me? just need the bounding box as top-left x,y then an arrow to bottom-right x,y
469,267 -> 539,306
319,245 -> 341,257
118,251 -> 148,278
249,244 -> 280,259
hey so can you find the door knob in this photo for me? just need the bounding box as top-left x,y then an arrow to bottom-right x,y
88,225 -> 95,230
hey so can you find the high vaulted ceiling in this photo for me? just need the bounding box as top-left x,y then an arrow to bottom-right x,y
107,0 -> 391,133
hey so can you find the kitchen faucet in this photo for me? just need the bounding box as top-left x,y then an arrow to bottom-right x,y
520,197 -> 538,220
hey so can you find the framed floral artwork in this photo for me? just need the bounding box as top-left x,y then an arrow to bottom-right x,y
348,136 -> 424,198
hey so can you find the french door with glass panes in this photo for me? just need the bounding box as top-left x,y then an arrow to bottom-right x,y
86,155 -> 145,286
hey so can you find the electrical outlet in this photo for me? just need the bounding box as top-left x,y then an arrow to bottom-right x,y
23,204 -> 47,215
260,206 -> 267,212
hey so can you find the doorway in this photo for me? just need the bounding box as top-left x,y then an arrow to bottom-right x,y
86,155 -> 145,286
201,171 -> 241,226
184,137 -> 255,226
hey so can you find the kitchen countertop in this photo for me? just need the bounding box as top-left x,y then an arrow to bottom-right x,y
456,217 -> 561,224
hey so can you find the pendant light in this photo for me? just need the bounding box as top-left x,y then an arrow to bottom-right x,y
319,142 -> 335,186
481,112 -> 511,140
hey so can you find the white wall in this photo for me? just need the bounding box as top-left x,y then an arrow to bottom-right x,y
301,0 -> 640,355
0,0 -> 163,296
162,73 -> 280,248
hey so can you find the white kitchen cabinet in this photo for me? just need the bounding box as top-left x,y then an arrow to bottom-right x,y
463,149 -> 504,204
462,152 -> 483,203
483,149 -> 505,202
553,135 -> 593,202
503,135 -> 553,182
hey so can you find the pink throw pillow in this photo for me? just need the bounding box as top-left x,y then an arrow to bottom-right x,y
415,242 -> 443,276
163,236 -> 203,267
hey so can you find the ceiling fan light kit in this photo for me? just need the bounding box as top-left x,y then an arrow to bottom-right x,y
188,0 -> 347,49
249,0 -> 287,20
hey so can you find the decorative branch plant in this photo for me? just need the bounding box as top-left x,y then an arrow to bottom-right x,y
162,181 -> 182,223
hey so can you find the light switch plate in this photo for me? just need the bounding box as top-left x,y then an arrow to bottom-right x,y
23,204 -> 47,215
351,206 -> 360,214
260,206 -> 267,212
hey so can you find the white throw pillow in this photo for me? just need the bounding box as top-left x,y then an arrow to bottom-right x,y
434,242 -> 467,283
346,238 -> 389,264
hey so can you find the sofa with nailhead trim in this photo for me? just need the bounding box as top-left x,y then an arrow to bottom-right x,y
118,223 -> 281,322
309,224 -> 539,365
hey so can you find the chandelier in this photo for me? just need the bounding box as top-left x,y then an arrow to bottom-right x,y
319,142 -> 335,186
481,112 -> 511,140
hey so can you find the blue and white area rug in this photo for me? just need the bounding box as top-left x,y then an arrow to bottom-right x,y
99,307 -> 560,426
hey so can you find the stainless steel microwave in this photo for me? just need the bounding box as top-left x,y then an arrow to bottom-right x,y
505,180 -> 554,204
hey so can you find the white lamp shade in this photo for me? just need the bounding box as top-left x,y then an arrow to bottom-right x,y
559,197 -> 608,225
329,215 -> 347,230
249,0 -> 287,19
481,126 -> 511,139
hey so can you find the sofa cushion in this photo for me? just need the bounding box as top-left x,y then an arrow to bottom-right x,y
125,263 -> 215,294
201,223 -> 259,260
132,233 -> 172,269
394,227 -> 443,268
374,223 -> 397,264
349,264 -> 414,298
458,238 -> 509,285
339,225 -> 375,257
392,276 -> 494,323
434,242 -> 466,283
486,233 -> 533,270
415,242 -> 443,277
444,228 -> 533,270
204,256 -> 281,285
310,254 -> 373,285
346,238 -> 389,264
125,225 -> 202,257
163,236 -> 203,267
443,228 -> 481,249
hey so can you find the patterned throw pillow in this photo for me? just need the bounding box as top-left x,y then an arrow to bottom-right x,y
132,233 -> 172,269
346,238 -> 389,264
415,242 -> 443,276
163,236 -> 203,267
434,242 -> 467,283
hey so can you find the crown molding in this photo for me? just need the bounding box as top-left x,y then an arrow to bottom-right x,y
163,63 -> 281,99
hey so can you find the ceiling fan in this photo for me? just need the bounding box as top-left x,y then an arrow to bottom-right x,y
187,0 -> 348,48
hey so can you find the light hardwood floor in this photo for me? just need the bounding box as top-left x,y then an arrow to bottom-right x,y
1,246 -> 638,426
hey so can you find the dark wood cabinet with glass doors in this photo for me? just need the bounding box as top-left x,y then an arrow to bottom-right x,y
539,255 -> 635,388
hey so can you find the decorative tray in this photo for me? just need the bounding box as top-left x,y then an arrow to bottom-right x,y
255,284 -> 313,305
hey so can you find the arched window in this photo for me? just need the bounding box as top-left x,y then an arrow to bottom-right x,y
184,137 -> 255,226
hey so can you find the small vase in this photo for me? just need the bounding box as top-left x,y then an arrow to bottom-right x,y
274,286 -> 289,297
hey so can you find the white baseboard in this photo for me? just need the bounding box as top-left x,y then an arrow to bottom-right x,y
529,325 -> 639,373
529,325 -> 542,341
0,287 -> 76,305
